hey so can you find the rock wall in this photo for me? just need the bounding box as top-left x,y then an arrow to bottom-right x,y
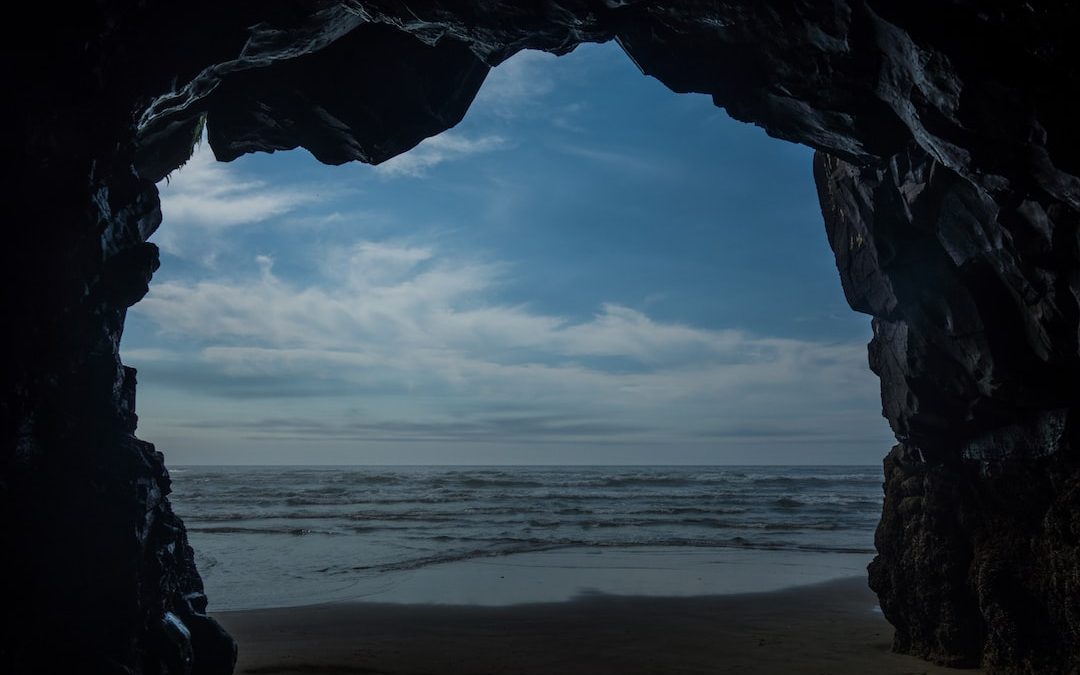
2,1 -> 1078,673
816,146 -> 1080,670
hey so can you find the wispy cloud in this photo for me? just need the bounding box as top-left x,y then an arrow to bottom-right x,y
473,50 -> 560,117
171,414 -> 650,443
553,143 -> 675,178
131,239 -> 878,445
471,48 -> 611,133
374,132 -> 506,177
156,145 -> 317,260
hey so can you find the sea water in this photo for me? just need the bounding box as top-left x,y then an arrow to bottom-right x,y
169,465 -> 883,610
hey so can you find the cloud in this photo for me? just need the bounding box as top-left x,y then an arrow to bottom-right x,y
130,239 -> 880,445
553,143 -> 676,178
550,102 -> 589,133
374,132 -> 506,177
170,414 -> 650,443
125,355 -> 361,399
155,144 -> 317,260
160,150 -> 298,226
473,50 -> 560,117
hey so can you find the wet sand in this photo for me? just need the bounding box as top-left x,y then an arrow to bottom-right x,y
217,576 -> 978,675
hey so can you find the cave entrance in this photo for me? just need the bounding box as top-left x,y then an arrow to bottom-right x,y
124,42 -> 890,610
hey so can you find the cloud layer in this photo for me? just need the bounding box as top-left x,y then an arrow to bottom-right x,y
132,239 -> 878,447
129,42 -> 889,464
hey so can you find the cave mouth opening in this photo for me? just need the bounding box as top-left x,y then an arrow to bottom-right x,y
125,42 -> 889,610
10,6 -> 1080,673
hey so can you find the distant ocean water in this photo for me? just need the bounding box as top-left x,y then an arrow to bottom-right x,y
169,465 -> 883,609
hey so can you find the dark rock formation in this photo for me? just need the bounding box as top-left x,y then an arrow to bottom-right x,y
3,1 -> 1078,673
816,145 -> 1080,671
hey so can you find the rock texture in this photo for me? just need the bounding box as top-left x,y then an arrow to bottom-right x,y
3,1 -> 1079,674
817,146 -> 1080,671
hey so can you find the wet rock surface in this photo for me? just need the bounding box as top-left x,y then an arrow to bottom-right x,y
3,1 -> 1079,673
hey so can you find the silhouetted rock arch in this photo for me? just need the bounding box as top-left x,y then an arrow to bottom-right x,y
4,2 -> 1078,673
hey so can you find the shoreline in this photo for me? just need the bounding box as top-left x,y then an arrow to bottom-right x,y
199,546 -> 875,611
216,576 -> 981,675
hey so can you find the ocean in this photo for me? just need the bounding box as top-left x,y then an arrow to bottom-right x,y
169,465 -> 884,610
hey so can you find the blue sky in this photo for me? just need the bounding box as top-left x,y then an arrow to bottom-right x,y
122,42 -> 892,465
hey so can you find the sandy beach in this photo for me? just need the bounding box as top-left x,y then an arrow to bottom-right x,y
217,576 -> 977,675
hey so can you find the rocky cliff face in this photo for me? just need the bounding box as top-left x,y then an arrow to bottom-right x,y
817,145 -> 1080,670
3,2 -> 1078,673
